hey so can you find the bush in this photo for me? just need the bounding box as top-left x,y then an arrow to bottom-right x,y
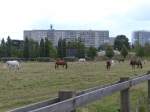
63,56 -> 77,62
36,57 -> 52,62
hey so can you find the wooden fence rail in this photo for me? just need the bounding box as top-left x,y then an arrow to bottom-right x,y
9,72 -> 150,112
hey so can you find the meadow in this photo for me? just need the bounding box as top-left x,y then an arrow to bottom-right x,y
0,61 -> 149,112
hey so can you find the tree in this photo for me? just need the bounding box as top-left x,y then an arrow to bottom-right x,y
144,43 -> 150,57
76,38 -> 85,58
23,37 -> 29,58
45,38 -> 50,57
29,39 -> 39,58
87,46 -> 97,59
6,36 -> 12,57
135,45 -> 144,58
114,35 -> 130,51
57,38 -> 63,58
57,38 -> 66,58
39,38 -> 45,57
0,38 -> 6,57
105,45 -> 114,59
121,45 -> 128,58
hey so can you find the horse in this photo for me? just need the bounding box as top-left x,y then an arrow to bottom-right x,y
78,58 -> 86,62
55,59 -> 68,69
106,60 -> 112,70
6,60 -> 20,70
130,59 -> 143,69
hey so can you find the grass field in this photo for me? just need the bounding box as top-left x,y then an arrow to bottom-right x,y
0,61 -> 149,112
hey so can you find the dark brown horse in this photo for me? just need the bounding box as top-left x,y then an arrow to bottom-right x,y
55,59 -> 68,69
106,60 -> 111,70
130,59 -> 143,69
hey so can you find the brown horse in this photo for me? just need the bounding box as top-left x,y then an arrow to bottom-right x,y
106,60 -> 111,70
130,59 -> 143,69
55,59 -> 68,69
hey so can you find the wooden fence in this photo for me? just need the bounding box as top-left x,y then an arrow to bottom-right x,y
9,71 -> 150,112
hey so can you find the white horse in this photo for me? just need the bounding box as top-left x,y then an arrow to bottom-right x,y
6,60 -> 20,70
78,58 -> 86,62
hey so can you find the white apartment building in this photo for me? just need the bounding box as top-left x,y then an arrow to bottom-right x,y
24,29 -> 109,48
132,31 -> 150,46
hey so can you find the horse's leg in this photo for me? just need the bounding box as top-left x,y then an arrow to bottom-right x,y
65,63 -> 68,69
140,63 -> 143,69
55,64 -> 57,69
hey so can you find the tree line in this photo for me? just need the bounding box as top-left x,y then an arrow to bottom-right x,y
0,36 -> 97,59
1,35 -> 149,60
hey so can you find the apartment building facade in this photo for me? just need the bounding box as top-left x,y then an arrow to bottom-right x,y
24,29 -> 109,48
132,31 -> 150,46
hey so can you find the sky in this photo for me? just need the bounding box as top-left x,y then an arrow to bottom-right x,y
0,0 -> 150,41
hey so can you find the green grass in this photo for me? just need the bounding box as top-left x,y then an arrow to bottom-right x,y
0,61 -> 149,112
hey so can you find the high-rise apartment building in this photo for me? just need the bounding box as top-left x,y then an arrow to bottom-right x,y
132,31 -> 150,46
24,29 -> 109,48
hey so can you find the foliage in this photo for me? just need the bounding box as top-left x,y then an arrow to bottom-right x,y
135,45 -> 145,58
57,38 -> 66,58
23,37 -> 29,58
76,40 -> 85,58
87,46 -> 97,59
121,45 -> 128,58
0,36 -> 57,59
29,40 -> 39,58
0,38 -> 6,57
6,36 -> 12,57
114,35 -> 130,51
105,45 -> 114,59
39,38 -> 45,57
144,43 -> 150,57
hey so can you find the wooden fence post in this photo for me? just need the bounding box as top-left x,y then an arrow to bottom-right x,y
120,77 -> 130,112
59,91 -> 76,112
147,71 -> 150,103
147,71 -> 150,111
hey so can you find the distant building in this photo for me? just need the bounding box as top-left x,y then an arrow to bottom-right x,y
24,28 -> 109,48
11,40 -> 24,49
132,31 -> 150,46
105,37 -> 115,46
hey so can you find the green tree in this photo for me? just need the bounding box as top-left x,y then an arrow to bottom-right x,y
0,38 -> 6,57
45,38 -> 51,57
23,37 -> 29,58
57,38 -> 66,58
135,45 -> 144,58
144,43 -> 150,57
114,35 -> 130,51
6,36 -> 12,57
105,45 -> 114,59
121,45 -> 128,58
87,46 -> 97,59
40,38 -> 45,57
76,41 -> 85,58
29,39 -> 39,58
62,39 -> 66,57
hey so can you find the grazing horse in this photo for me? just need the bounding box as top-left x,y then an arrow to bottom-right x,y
106,60 -> 111,70
55,59 -> 68,69
6,60 -> 20,70
130,59 -> 143,69
78,58 -> 86,62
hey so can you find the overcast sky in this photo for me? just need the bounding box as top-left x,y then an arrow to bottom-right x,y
0,0 -> 150,41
